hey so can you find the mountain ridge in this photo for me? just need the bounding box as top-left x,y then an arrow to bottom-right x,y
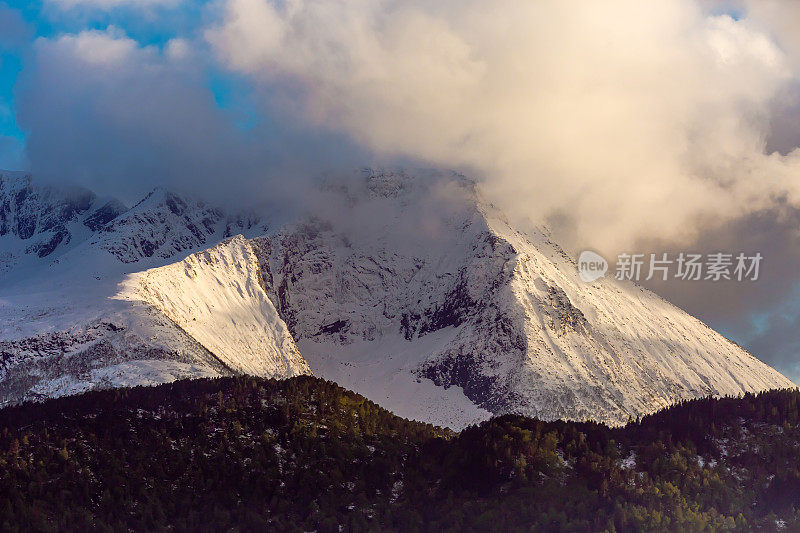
0,168 -> 794,428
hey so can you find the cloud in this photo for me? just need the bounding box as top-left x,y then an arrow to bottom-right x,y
0,3 -> 32,50
43,0 -> 182,10
16,27 -> 367,208
18,28 -> 227,201
207,0 -> 800,254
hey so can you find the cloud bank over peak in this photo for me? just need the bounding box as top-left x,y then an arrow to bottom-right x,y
208,0 -> 800,252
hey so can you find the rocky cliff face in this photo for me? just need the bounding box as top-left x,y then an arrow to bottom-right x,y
0,171 -> 126,273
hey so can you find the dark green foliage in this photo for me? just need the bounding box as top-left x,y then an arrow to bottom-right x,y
1,377 -> 799,532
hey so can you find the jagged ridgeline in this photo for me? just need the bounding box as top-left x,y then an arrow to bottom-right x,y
1,376 -> 800,531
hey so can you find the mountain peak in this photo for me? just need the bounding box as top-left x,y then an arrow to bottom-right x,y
130,187 -> 189,215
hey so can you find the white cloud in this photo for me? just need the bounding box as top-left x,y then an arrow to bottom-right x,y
44,0 -> 181,10
208,0 -> 800,252
164,38 -> 190,61
49,27 -> 141,65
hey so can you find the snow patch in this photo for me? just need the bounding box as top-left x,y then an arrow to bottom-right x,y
30,360 -> 221,399
298,327 -> 491,430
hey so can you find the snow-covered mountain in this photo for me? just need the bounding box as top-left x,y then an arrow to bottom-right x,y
0,173 -> 306,406
0,168 -> 794,428
251,170 -> 794,427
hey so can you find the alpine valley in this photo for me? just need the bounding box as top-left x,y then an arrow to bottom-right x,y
0,168 -> 794,430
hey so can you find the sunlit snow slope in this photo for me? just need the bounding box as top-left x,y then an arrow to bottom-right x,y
116,236 -> 308,378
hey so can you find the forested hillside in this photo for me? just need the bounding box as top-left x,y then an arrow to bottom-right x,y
1,376 -> 799,532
